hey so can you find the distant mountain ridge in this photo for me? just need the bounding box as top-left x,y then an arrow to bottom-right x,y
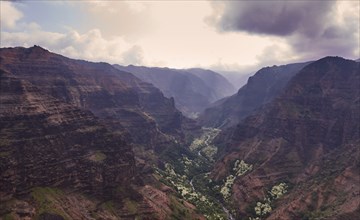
114,64 -> 236,118
198,61 -> 312,128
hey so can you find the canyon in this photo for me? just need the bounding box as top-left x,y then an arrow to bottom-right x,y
0,46 -> 359,220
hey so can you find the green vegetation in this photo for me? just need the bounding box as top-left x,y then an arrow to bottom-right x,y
0,138 -> 10,147
31,187 -> 63,204
124,199 -> 138,214
0,151 -> 10,158
155,162 -> 226,219
2,213 -> 14,220
31,187 -> 68,220
89,151 -> 107,162
220,160 -> 253,200
269,182 -> 288,199
156,128 -> 257,219
254,199 -> 272,216
168,195 -> 193,220
189,128 -> 220,162
100,201 -> 118,215
248,182 -> 288,220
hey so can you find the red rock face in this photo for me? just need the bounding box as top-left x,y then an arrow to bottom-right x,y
0,72 -> 135,201
212,57 -> 360,219
0,46 -> 202,219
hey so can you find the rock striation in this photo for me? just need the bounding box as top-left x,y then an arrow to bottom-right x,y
0,71 -> 135,201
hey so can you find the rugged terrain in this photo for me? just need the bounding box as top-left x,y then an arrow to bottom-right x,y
0,46 -> 200,152
0,46 -> 203,219
211,57 -> 360,219
114,65 -> 235,118
1,46 -> 358,220
199,62 -> 311,129
0,71 -> 138,219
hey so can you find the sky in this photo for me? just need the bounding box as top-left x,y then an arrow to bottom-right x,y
1,0 -> 359,74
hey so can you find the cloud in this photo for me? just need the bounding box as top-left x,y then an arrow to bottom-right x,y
3,1 -> 357,74
1,25 -> 139,65
208,1 -> 334,37
122,45 -> 144,65
78,1 -> 152,40
0,2 -> 147,65
207,1 -> 360,60
0,1 -> 23,29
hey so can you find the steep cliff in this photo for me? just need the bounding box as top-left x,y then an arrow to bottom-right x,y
0,71 -> 137,217
199,62 -> 311,128
0,71 -> 135,198
211,57 -> 360,219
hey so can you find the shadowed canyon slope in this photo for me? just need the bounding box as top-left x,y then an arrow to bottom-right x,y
0,46 -> 199,151
114,64 -> 235,118
211,57 -> 360,219
0,71 -> 140,218
199,62 -> 311,129
0,46 -> 203,219
0,71 -> 136,197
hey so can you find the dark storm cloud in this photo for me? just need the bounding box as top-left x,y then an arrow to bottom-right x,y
210,1 -> 334,37
208,1 -> 359,60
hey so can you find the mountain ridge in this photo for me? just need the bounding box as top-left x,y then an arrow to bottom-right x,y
198,61 -> 312,128
114,64 -> 236,118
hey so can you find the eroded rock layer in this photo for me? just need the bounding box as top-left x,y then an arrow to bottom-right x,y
0,72 -> 135,201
